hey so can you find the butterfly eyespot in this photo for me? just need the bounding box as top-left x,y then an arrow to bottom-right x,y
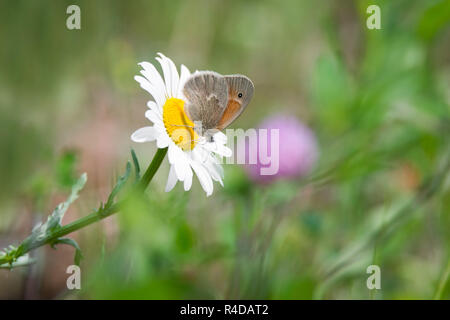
238,93 -> 243,98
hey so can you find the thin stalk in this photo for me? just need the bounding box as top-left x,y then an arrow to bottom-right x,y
137,147 -> 168,190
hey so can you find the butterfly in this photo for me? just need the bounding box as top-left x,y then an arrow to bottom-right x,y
182,71 -> 254,141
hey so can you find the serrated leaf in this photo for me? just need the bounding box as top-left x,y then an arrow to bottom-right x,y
52,238 -> 83,266
105,162 -> 131,208
27,173 -> 87,244
49,173 -> 87,228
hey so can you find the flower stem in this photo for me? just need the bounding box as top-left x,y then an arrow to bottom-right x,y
0,147 -> 168,267
137,147 -> 168,190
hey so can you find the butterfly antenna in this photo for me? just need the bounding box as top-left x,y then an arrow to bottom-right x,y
168,124 -> 195,129
184,138 -> 204,144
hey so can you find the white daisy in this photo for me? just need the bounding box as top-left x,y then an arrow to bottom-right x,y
131,53 -> 232,196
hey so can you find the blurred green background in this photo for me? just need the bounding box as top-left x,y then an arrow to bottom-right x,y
0,0 -> 449,299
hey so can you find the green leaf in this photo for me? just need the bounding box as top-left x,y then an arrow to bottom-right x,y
105,162 -> 131,208
52,238 -> 83,266
49,173 -> 87,228
131,149 -> 141,183
25,173 -> 87,245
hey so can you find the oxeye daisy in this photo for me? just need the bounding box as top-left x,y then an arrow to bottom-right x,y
131,53 -> 232,196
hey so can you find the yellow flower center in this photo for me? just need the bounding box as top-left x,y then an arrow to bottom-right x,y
162,98 -> 198,151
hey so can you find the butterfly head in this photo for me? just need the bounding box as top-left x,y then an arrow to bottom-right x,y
226,75 -> 254,108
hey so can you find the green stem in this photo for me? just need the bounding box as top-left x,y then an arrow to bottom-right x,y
137,147 -> 168,190
0,147 -> 168,267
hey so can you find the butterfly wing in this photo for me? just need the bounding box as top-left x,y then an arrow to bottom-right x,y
217,75 -> 254,130
182,71 -> 229,131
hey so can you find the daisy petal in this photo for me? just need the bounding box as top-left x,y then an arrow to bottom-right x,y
134,75 -> 162,107
204,158 -> 223,186
158,53 -> 180,98
184,166 -> 193,191
213,131 -> 228,144
156,54 -> 172,98
204,142 -> 232,158
157,135 -> 170,148
168,146 -> 187,181
147,100 -> 162,115
178,64 -> 191,98
135,73 -> 164,108
138,62 -> 166,105
191,161 -> 213,196
213,161 -> 224,179
131,127 -> 157,143
165,165 -> 178,192
217,145 -> 233,157
145,109 -> 162,124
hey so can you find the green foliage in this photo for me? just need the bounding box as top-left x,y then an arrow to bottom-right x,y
105,162 -> 131,210
28,174 -> 87,243
0,0 -> 449,300
0,152 -> 140,268
0,174 -> 86,267
417,0 -> 450,41
131,149 -> 141,183
52,238 -> 83,266
312,54 -> 355,133
21,174 -> 87,266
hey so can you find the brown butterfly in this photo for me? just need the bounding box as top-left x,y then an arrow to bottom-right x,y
182,71 -> 254,141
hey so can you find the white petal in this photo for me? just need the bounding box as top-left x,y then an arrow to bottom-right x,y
138,62 -> 166,105
213,131 -> 227,144
145,109 -> 162,124
147,100 -> 162,115
191,161 -> 213,196
131,127 -> 157,143
165,165 -> 178,192
184,166 -> 193,191
207,163 -> 223,185
157,135 -> 170,148
208,132 -> 232,157
213,161 -> 224,179
192,147 -> 207,163
217,145 -> 233,157
177,64 -> 191,98
156,54 -> 172,98
139,62 -> 165,87
203,157 -> 224,186
134,74 -> 165,108
158,53 -> 180,98
167,143 -> 177,164
179,156 -> 191,181
204,142 -> 232,158
168,146 -> 187,181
